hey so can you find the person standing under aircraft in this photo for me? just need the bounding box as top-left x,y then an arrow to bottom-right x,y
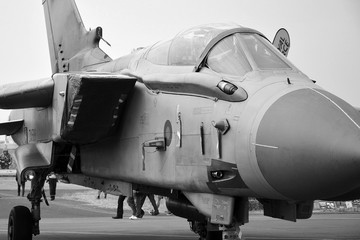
97,190 -> 107,199
15,171 -> 25,197
112,195 -> 126,219
127,191 -> 146,220
112,194 -> 138,219
156,195 -> 172,215
147,194 -> 159,216
46,172 -> 58,201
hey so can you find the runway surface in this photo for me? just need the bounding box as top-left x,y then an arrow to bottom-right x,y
1,178 -> 360,240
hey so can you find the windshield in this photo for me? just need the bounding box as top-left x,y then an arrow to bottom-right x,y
146,23 -> 241,66
242,34 -> 291,70
207,34 -> 252,76
206,33 -> 291,77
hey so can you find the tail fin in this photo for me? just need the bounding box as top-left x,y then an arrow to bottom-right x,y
43,0 -> 111,73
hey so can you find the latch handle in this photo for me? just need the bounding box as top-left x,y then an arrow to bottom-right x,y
142,137 -> 166,171
143,137 -> 166,151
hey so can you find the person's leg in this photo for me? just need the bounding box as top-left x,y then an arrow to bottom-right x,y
148,194 -> 159,215
113,195 -> 126,219
49,179 -> 57,200
21,182 -> 25,197
156,195 -> 163,209
127,196 -> 137,216
135,192 -> 146,218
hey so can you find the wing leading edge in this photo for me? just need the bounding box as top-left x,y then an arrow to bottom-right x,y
0,78 -> 54,109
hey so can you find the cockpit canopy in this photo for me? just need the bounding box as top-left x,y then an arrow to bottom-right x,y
145,23 -> 292,77
147,23 -> 239,66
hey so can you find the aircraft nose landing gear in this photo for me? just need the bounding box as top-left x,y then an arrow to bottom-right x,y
189,221 -> 243,240
8,169 -> 48,240
8,206 -> 33,240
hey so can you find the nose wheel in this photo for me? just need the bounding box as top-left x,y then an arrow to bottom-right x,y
8,206 -> 33,240
190,220 -> 243,240
205,231 -> 223,240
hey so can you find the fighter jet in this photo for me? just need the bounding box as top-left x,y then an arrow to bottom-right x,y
3,0 -> 360,240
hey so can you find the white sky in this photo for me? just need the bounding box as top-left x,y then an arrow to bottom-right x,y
0,0 -> 359,122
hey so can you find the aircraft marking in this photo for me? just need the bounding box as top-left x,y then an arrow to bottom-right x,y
253,143 -> 279,149
193,106 -> 214,115
309,88 -> 360,130
139,112 -> 150,126
28,128 -> 37,142
164,120 -> 172,146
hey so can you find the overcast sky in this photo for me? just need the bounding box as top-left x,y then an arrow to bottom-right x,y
0,0 -> 359,122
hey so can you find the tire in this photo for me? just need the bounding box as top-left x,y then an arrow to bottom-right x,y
206,230 -> 222,240
8,206 -> 33,240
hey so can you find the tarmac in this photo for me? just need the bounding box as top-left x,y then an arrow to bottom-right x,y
1,177 -> 360,240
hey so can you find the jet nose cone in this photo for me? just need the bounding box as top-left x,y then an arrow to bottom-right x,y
256,88 -> 360,200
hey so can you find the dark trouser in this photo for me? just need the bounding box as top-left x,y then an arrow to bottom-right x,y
17,183 -> 25,197
147,194 -> 159,213
48,179 -> 57,198
127,197 -> 137,216
127,192 -> 146,217
116,195 -> 126,217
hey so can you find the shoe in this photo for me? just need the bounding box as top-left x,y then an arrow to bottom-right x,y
112,216 -> 122,219
150,210 -> 159,216
129,215 -> 138,220
50,196 -> 55,201
139,209 -> 145,218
